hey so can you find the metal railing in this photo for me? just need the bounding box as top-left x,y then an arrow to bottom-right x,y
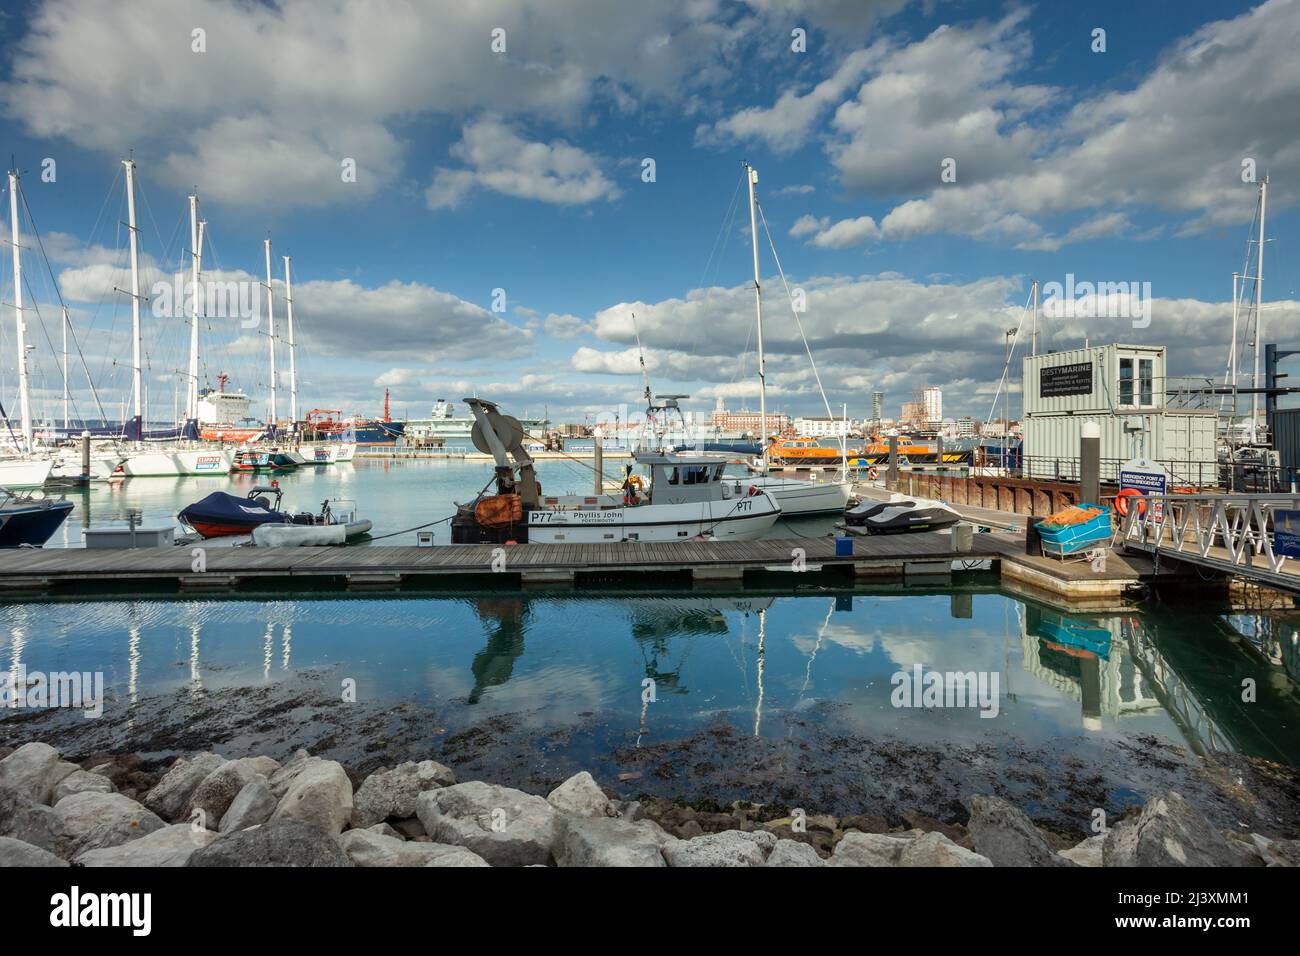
1020,455 -> 1300,493
1118,492 -> 1300,579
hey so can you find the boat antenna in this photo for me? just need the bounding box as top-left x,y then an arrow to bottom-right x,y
631,311 -> 652,408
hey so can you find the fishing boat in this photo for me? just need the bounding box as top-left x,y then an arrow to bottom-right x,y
449,398 -> 781,544
0,489 -> 73,546
232,449 -> 299,473
844,494 -> 962,534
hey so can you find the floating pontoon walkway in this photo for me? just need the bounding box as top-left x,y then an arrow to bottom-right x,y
0,531 -> 1191,606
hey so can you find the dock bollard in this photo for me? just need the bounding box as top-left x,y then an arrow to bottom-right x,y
951,524 -> 972,552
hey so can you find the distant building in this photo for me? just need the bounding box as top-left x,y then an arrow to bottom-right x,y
956,416 -> 977,438
711,407 -> 791,435
923,387 -> 942,427
794,416 -> 852,438
870,391 -> 884,423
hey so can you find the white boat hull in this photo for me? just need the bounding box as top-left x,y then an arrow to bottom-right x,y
252,519 -> 372,547
117,449 -> 233,477
0,458 -> 53,488
745,476 -> 851,516
527,494 -> 780,543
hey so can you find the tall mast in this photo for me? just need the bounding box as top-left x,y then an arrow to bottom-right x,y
264,238 -> 277,433
61,305 -> 69,430
8,170 -> 31,450
123,159 -> 143,438
1031,279 -> 1039,356
186,195 -> 204,428
745,162 -> 767,471
1251,178 -> 1267,442
283,255 -> 297,433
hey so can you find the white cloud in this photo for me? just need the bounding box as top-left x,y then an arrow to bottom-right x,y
426,117 -> 621,210
2,0 -> 748,206
806,214 -> 880,249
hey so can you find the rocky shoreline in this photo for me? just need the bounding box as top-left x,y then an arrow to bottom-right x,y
1,740 -> 1297,867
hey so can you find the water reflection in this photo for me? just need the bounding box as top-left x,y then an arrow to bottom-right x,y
2,590 -> 1298,765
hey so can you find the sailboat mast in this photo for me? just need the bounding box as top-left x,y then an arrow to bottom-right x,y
264,238 -> 277,433
123,159 -> 143,437
1251,178 -> 1267,442
61,306 -> 69,430
8,170 -> 31,450
186,195 -> 203,428
745,162 -> 767,469
283,255 -> 297,434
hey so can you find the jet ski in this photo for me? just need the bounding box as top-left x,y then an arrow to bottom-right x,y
844,494 -> 962,534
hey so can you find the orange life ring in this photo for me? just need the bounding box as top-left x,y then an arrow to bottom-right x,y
867,467 -> 879,481
1115,488 -> 1146,518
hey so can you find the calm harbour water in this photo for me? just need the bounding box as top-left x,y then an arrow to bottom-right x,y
5,460 -> 1299,786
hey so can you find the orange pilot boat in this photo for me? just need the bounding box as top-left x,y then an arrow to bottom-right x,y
766,436 -> 852,465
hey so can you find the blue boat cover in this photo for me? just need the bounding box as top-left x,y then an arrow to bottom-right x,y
179,491 -> 285,527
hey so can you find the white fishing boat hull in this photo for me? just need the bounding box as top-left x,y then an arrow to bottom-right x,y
331,443 -> 357,462
526,493 -> 780,543
49,450 -> 122,481
251,519 -> 372,547
116,449 -> 234,477
0,458 -> 53,488
745,476 -> 851,516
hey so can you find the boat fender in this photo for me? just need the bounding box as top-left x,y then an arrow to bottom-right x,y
1114,488 -> 1146,518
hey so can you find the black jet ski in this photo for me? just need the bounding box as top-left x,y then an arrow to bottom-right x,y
844,494 -> 962,534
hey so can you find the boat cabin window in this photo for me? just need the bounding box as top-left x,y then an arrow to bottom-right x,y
681,465 -> 711,485
664,467 -> 679,485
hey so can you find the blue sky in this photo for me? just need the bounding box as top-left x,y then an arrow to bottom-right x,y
1,0 -> 1297,427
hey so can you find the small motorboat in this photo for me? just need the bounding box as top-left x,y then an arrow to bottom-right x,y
844,494 -> 962,534
178,485 -> 293,538
0,489 -> 74,547
251,498 -> 372,546
232,449 -> 299,473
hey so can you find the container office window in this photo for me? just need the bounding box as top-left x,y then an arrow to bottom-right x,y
1139,358 -> 1154,406
1119,355 -> 1156,408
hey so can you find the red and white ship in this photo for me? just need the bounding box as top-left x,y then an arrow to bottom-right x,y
197,374 -> 265,443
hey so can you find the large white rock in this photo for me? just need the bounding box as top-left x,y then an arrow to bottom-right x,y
143,753 -> 227,822
187,759 -> 270,828
0,787 -> 61,852
0,834 -> 68,866
1103,791 -> 1240,867
897,831 -> 992,867
546,772 -> 614,818
53,791 -> 166,858
76,824 -> 217,866
765,839 -> 826,867
1059,834 -> 1105,867
350,760 -> 456,828
219,776 -> 277,833
270,758 -> 353,836
416,782 -> 559,867
337,828 -> 489,867
662,829 -> 776,867
553,814 -> 675,866
52,769 -> 115,803
831,831 -> 919,867
267,750 -> 313,799
0,743 -> 79,805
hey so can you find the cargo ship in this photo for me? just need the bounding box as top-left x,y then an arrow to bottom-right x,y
197,376 -> 265,443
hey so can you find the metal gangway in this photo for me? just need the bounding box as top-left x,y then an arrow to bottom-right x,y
1118,492 -> 1300,594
